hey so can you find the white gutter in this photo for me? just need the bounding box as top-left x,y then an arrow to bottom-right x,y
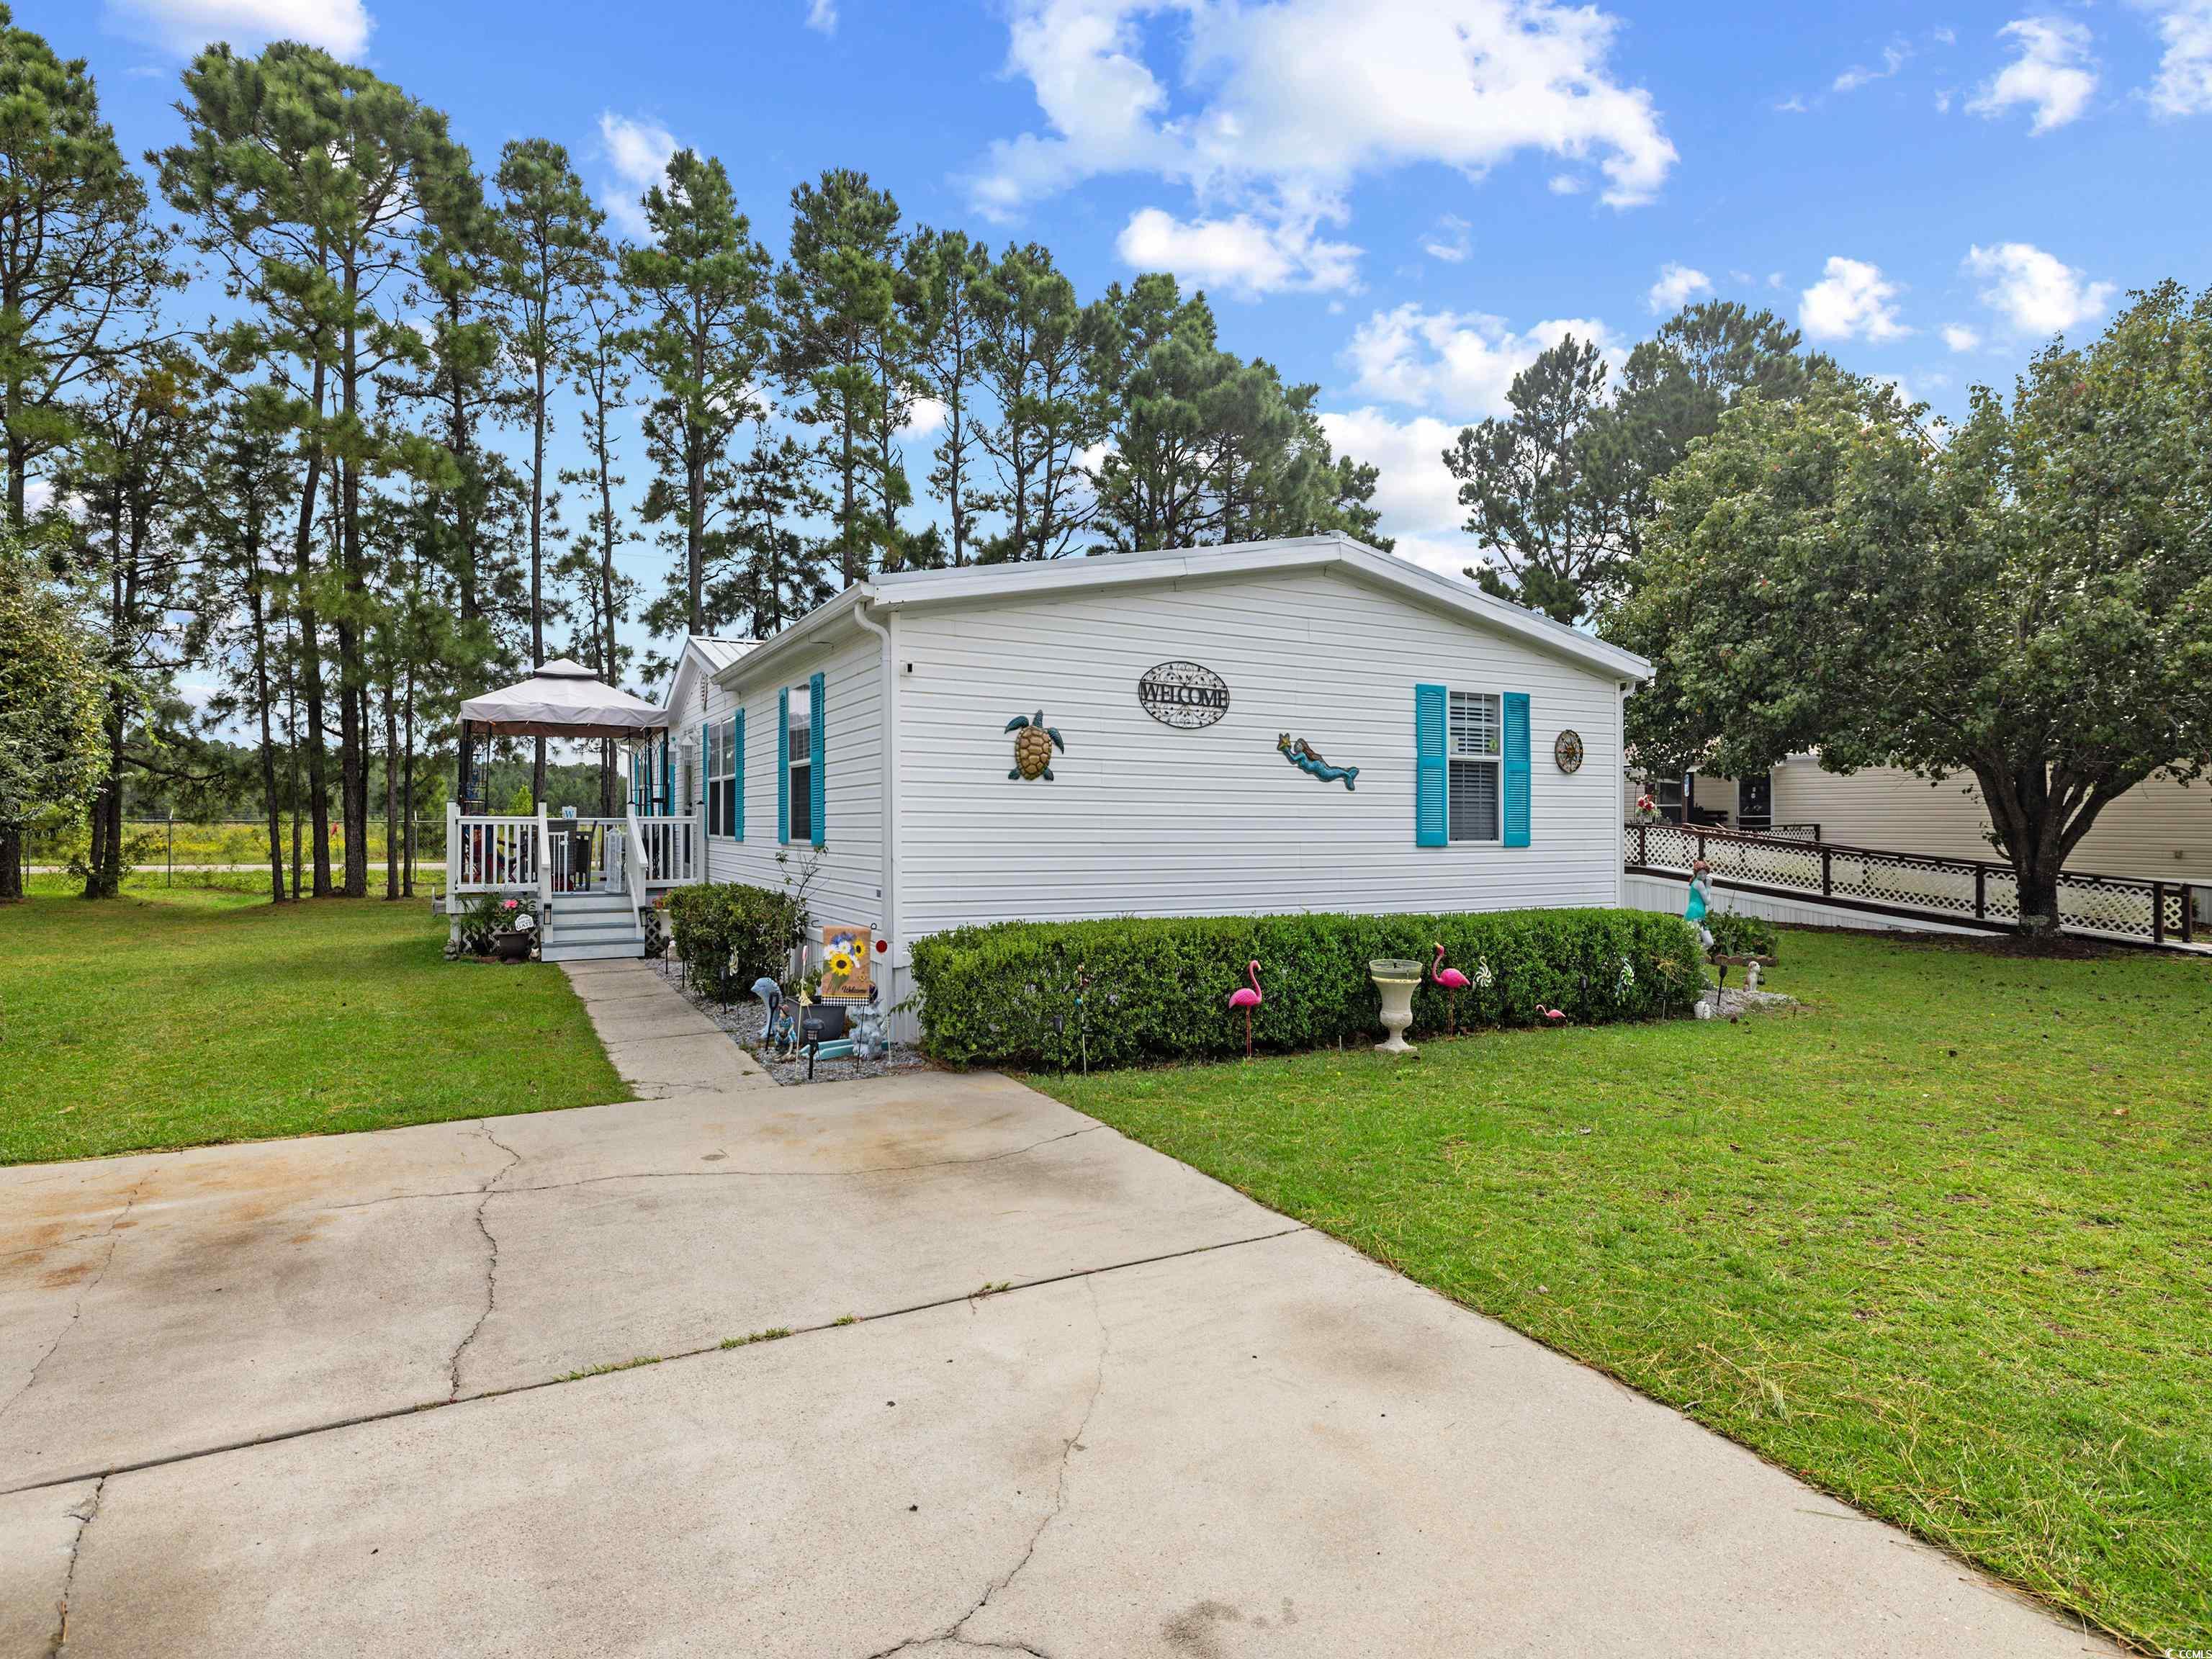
852,598 -> 897,979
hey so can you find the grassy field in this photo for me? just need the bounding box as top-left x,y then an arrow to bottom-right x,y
0,875 -> 624,1164
1040,929 -> 2211,1650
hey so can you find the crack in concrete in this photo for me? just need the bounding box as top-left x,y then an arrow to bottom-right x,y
1,1227 -> 1305,1499
446,1124 -> 523,1401
324,1126 -> 1108,1214
46,1474 -> 104,1656
1,1179 -> 152,1424
863,1279 -> 1108,1659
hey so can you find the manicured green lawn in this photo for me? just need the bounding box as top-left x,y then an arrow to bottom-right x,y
1040,929 -> 2211,1650
1,876 -> 624,1164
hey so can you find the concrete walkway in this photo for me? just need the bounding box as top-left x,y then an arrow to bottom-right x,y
1,1056 -> 2115,1653
560,956 -> 777,1097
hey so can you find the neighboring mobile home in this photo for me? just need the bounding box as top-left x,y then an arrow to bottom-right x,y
643,534 -> 1650,1026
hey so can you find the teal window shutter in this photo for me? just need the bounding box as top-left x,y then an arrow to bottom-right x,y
1502,692 -> 1531,847
696,721 -> 707,822
808,670 -> 826,849
776,687 -> 790,845
731,711 -> 745,841
657,733 -> 670,814
1414,683 -> 1447,848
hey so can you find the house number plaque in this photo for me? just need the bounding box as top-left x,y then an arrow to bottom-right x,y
1137,661 -> 1230,729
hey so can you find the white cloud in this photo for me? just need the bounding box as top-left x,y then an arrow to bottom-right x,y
1646,261 -> 1710,314
902,397 -> 948,439
971,0 -> 1676,289
1942,323 -> 1982,351
1344,303 -> 1616,413
1799,256 -> 1909,343
1421,214 -> 1472,264
805,0 -> 837,34
1773,94 -> 1809,113
1968,17 -> 2097,133
1116,204 -> 1362,296
598,112 -> 678,240
1964,241 -> 2116,335
1933,25 -> 1956,47
103,0 -> 370,56
2138,0 -> 2212,114
1317,407 -> 1468,548
1834,40 -> 1910,92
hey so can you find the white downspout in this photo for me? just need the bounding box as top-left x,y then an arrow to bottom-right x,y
853,600 -> 898,1011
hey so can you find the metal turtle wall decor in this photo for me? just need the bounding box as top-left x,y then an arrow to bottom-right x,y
1005,710 -> 1065,780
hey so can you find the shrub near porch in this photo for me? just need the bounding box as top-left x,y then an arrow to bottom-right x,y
909,908 -> 1703,1069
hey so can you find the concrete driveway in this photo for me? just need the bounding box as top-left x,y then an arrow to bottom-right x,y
3,964 -> 2113,1657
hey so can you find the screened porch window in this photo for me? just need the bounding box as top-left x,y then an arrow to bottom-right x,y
1448,690 -> 1501,843
786,687 -> 812,845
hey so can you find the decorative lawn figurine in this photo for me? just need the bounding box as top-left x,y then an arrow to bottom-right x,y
1686,857 -> 1716,952
1005,710 -> 1066,780
1227,958 -> 1264,1057
1277,733 -> 1358,790
1431,943 -> 1470,1033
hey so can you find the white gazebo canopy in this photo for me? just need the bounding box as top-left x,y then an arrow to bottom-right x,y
458,658 -> 669,741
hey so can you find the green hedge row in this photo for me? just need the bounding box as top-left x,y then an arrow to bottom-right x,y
909,908 -> 1707,1071
662,881 -> 805,1000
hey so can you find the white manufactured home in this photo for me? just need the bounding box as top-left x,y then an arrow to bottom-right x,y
625,535 -> 1649,1024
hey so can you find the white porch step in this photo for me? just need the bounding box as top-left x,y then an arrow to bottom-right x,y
550,893 -> 635,916
541,938 -> 644,963
545,927 -> 642,952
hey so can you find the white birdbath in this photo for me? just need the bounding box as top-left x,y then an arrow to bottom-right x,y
1370,959 -> 1424,1054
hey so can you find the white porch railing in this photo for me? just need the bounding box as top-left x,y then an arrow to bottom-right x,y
446,804 -> 698,902
629,810 -> 700,885
447,806 -> 540,892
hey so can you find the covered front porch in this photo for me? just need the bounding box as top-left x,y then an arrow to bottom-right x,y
444,660 -> 704,963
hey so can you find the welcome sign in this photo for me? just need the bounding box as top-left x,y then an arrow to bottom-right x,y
1137,661 -> 1231,729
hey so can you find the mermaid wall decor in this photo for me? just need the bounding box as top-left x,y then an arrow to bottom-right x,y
1277,733 -> 1359,790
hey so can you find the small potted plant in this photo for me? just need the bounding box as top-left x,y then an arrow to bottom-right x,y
490,896 -> 537,961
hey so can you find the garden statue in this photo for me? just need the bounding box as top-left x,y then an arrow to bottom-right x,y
1431,943 -> 1470,1034
849,1002 -> 888,1061
1686,858 -> 1715,952
1227,959 -> 1264,1058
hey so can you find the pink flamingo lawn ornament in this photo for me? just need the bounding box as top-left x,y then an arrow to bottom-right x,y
1539,1005 -> 1568,1024
1431,943 -> 1471,1035
1227,959 -> 1264,1058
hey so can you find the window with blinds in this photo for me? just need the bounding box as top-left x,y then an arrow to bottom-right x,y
704,719 -> 734,837
1448,690 -> 1501,842
786,685 -> 813,845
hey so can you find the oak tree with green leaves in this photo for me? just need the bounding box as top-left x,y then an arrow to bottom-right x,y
0,533 -> 103,901
1611,283 -> 2212,935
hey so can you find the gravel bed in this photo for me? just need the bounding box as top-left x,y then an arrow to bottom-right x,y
650,958 -> 928,1086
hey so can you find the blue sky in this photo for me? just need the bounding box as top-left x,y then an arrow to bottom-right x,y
27,0 -> 2212,631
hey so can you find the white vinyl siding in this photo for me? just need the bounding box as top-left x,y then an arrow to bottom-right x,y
891,562 -> 1624,935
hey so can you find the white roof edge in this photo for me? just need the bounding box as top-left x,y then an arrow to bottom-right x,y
867,534 -> 1650,682
705,585 -> 874,693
